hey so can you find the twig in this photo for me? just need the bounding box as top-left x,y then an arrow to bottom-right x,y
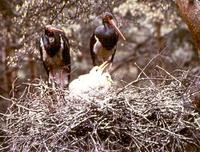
116,53 -> 160,95
0,95 -> 12,101
135,62 -> 155,87
156,65 -> 182,86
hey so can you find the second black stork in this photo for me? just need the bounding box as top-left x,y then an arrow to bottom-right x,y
38,25 -> 71,88
90,12 -> 126,66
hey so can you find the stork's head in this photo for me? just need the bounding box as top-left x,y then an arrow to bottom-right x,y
45,25 -> 63,34
89,61 -> 110,75
44,25 -> 63,43
101,12 -> 126,40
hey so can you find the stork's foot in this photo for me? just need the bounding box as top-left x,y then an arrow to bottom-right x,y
48,77 -> 57,90
60,70 -> 70,89
108,63 -> 113,72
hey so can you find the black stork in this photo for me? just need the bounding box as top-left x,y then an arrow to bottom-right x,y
90,12 -> 126,66
38,25 -> 71,88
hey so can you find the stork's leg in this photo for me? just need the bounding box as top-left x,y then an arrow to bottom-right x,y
68,73 -> 70,85
49,69 -> 56,89
48,71 -> 52,85
60,69 -> 64,89
66,71 -> 70,88
60,68 -> 70,89
108,62 -> 113,71
108,49 -> 116,71
110,49 -> 116,62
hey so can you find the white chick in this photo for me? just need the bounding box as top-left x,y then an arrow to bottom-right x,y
69,62 -> 113,96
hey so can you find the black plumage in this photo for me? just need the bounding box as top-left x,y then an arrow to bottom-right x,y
38,25 -> 71,87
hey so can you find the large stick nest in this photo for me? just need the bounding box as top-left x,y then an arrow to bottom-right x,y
0,78 -> 200,152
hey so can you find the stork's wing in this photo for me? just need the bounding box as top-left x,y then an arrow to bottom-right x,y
60,33 -> 70,67
36,37 -> 42,60
90,34 -> 97,66
37,35 -> 50,76
60,33 -> 71,81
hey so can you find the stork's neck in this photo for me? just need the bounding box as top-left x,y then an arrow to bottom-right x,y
103,22 -> 111,29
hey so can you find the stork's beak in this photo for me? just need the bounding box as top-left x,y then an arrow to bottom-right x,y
108,19 -> 126,40
45,25 -> 63,32
99,61 -> 110,71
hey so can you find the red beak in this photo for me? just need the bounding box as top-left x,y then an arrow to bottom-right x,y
45,25 -> 63,32
108,19 -> 126,40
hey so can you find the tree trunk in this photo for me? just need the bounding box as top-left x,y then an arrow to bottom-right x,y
176,0 -> 200,57
4,36 -> 12,93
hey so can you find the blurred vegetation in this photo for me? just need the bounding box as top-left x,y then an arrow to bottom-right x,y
0,0 -> 199,101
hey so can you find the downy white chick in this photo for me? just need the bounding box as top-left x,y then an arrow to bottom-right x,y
69,61 -> 113,96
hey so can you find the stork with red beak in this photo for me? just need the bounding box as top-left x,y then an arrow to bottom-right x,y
90,12 -> 126,66
38,25 -> 71,88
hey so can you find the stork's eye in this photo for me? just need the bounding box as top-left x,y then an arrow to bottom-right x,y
107,15 -> 112,19
102,12 -> 113,23
105,15 -> 112,21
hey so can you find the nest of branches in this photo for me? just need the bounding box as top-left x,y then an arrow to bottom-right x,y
0,77 -> 200,152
